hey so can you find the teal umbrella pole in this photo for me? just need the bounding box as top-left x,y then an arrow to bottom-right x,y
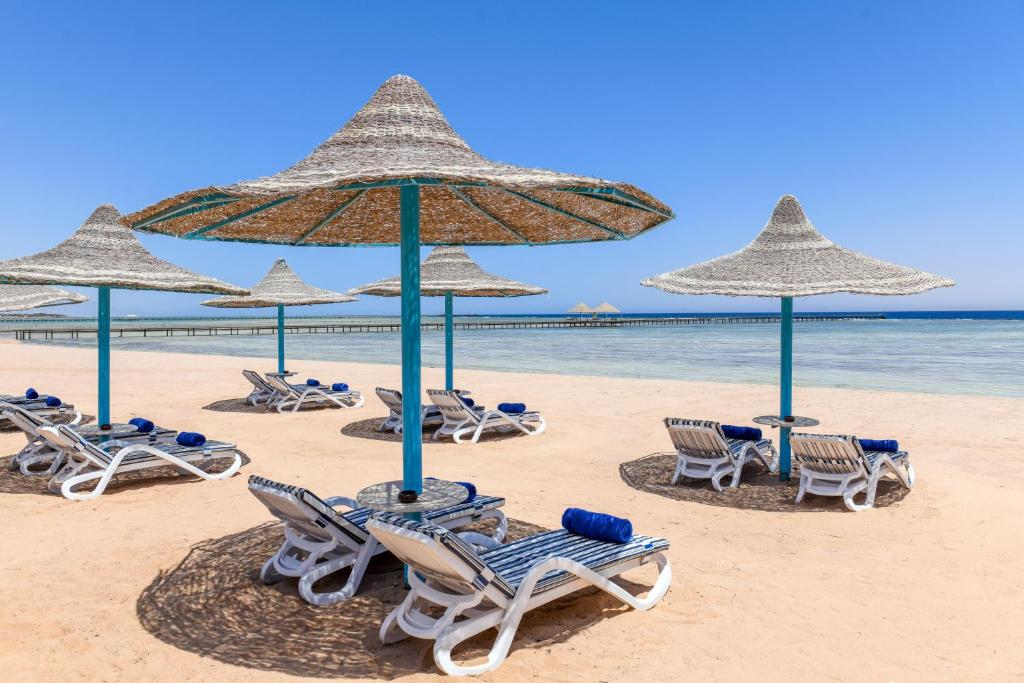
779,296 -> 794,480
444,291 -> 454,390
277,304 -> 286,374
97,286 -> 111,426
400,184 -> 423,494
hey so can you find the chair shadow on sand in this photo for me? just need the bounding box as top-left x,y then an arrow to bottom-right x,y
204,398 -> 366,415
340,416 -> 532,445
620,452 -> 910,513
0,453 -> 248,497
136,517 -> 652,679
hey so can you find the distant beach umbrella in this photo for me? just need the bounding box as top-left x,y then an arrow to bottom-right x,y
128,74 -> 674,502
0,284 -> 88,313
203,258 -> 356,374
351,246 -> 546,389
642,195 -> 953,478
568,302 -> 592,320
0,205 -> 246,425
593,302 -> 621,317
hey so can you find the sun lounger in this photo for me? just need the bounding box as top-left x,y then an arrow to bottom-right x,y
663,418 -> 778,491
242,370 -> 279,405
375,387 -> 446,434
0,394 -> 78,424
1,402 -> 173,476
248,475 -> 507,605
263,375 -> 364,413
427,389 -> 545,444
37,424 -> 241,501
790,433 -> 915,511
367,511 -> 671,676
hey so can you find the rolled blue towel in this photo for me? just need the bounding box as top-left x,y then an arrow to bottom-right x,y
306,379 -> 320,387
25,388 -> 38,400
426,477 -> 477,503
562,508 -> 633,544
458,396 -> 475,408
497,402 -> 526,414
721,424 -> 762,441
129,417 -> 155,433
45,396 -> 62,407
331,382 -> 349,392
858,438 -> 899,453
176,432 -> 207,448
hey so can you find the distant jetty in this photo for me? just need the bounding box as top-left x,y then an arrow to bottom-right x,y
8,314 -> 885,340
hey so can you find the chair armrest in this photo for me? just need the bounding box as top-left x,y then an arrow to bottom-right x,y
324,495 -> 359,510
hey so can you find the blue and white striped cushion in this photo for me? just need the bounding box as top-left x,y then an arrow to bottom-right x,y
863,450 -> 909,465
726,437 -> 772,456
341,495 -> 504,531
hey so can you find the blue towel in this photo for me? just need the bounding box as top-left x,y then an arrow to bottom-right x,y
562,508 -> 633,544
331,382 -> 349,392
129,417 -> 155,433
45,396 -> 62,407
25,388 -> 38,400
458,396 -> 475,408
176,432 -> 207,448
306,379 -> 320,387
722,424 -> 762,441
426,477 -> 477,502
859,438 -> 899,453
497,402 -> 526,414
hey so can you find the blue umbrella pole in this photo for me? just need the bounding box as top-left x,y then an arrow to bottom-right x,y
400,184 -> 423,494
97,286 -> 111,426
779,296 -> 794,480
277,304 -> 286,374
444,291 -> 454,390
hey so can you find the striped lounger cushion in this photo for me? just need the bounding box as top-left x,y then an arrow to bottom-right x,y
726,438 -> 772,455
85,439 -> 235,466
862,450 -> 909,465
373,512 -> 669,599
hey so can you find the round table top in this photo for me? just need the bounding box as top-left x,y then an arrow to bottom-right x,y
356,478 -> 469,514
753,415 -> 820,428
265,370 -> 297,378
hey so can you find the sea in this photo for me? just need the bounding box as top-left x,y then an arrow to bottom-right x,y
2,311 -> 1022,399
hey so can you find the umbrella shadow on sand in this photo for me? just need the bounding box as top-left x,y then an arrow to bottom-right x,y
620,452 -> 910,513
339,416 -> 533,445
136,517 -> 654,679
0,453 -> 248,497
202,398 -> 345,415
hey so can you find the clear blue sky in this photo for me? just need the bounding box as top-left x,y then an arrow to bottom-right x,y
1,1 -> 1020,317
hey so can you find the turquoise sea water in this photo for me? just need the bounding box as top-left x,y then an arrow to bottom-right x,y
3,313 -> 1023,399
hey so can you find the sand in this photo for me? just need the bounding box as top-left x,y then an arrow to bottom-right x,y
1,340 -> 1022,682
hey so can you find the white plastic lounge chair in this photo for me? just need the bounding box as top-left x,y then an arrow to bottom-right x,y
375,387 -> 446,434
1,402 -> 173,477
428,389 -> 545,444
242,370 -> 279,406
663,418 -> 778,491
0,394 -> 78,424
790,433 -> 915,512
263,375 -> 364,413
38,424 -> 241,501
248,475 -> 507,605
367,512 -> 671,676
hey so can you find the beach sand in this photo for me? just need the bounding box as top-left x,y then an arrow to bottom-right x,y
1,340 -> 1022,682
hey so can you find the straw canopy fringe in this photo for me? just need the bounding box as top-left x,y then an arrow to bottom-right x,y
350,246 -> 547,298
0,205 -> 247,295
642,195 -> 955,298
593,302 -> 620,313
127,75 -> 674,247
0,284 -> 88,313
203,258 -> 356,308
567,302 -> 592,313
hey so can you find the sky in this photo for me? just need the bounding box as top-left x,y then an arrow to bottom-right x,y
0,1 -> 1021,317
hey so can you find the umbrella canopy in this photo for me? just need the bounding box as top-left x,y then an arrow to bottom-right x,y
0,284 -> 88,313
0,204 -> 246,425
567,302 -> 592,313
642,195 -> 953,479
128,73 -> 673,503
350,247 -> 547,298
204,258 -> 355,308
642,195 -> 953,297
203,258 -> 355,373
127,75 -> 673,246
593,302 -> 620,313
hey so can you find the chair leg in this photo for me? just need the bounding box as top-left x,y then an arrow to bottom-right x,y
298,538 -> 378,605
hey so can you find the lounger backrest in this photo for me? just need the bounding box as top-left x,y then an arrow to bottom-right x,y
38,425 -> 110,467
367,511 -> 516,598
243,370 -> 272,391
375,387 -> 403,415
247,475 -> 370,544
663,418 -> 730,459
263,375 -> 297,396
790,434 -> 867,475
427,389 -> 480,424
0,402 -> 50,434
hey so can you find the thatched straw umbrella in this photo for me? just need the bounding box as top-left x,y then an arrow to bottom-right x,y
642,195 -> 953,478
0,284 -> 88,313
0,205 -> 246,425
351,246 -> 546,389
567,302 -> 592,320
203,258 -> 356,373
593,301 -> 620,317
127,74 -> 673,500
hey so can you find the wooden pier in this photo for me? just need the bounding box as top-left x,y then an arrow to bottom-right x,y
8,314 -> 884,341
